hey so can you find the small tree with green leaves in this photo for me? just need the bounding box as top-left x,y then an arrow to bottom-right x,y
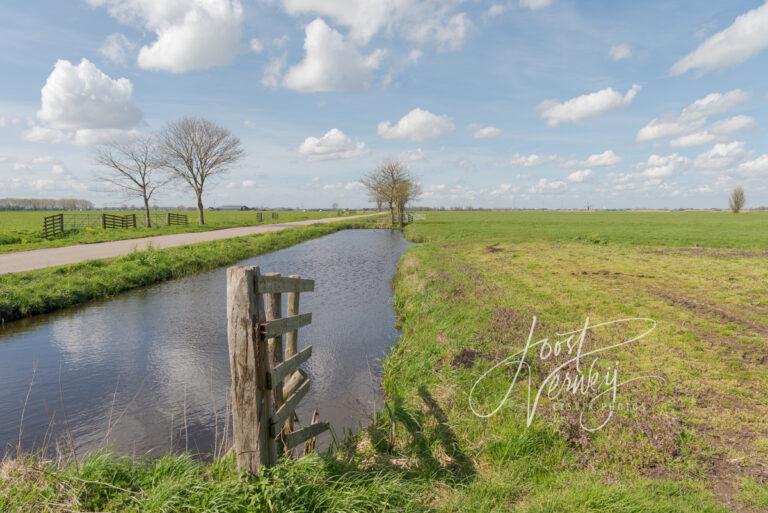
729,186 -> 745,213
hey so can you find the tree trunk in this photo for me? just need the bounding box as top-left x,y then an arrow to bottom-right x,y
389,201 -> 395,226
143,195 -> 152,228
197,192 -> 205,225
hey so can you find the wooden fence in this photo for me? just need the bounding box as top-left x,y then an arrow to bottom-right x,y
166,212 -> 189,226
42,213 -> 64,238
226,266 -> 329,473
255,212 -> 263,223
271,212 -> 279,220
102,213 -> 137,229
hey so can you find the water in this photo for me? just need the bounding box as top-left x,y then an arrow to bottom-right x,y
0,229 -> 410,457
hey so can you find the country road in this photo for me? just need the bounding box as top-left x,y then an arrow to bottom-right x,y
0,213 -> 380,274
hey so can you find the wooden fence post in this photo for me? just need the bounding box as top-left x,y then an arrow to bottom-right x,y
264,272 -> 285,460
227,266 -> 270,473
284,275 -> 301,444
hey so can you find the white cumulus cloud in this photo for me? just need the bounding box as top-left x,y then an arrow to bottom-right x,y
510,153 -> 556,166
584,150 -> 622,167
88,0 -> 243,73
297,128 -> 367,160
637,89 -> 750,144
99,33 -> 136,65
609,43 -> 632,61
472,126 -> 501,139
283,18 -> 383,92
281,0 -> 470,50
693,142 -> 747,170
671,2 -> 768,75
567,169 -> 592,182
520,0 -> 552,10
738,154 -> 768,174
539,84 -> 640,126
529,178 -> 566,193
377,108 -> 454,141
24,59 -> 142,145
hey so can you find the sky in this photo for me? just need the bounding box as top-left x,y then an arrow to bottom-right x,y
1,0 -> 768,209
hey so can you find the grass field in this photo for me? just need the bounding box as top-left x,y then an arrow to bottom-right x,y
3,211 -> 768,512
379,211 -> 768,512
0,210 -> 358,254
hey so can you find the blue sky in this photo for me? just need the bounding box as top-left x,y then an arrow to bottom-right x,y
1,0 -> 767,209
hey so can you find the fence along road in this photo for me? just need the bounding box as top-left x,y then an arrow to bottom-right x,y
0,213 -> 381,275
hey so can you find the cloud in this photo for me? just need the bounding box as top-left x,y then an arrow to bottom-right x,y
639,153 -> 687,178
738,155 -> 768,174
529,178 -> 566,193
281,0 -> 470,50
711,115 -> 756,135
23,59 -> 142,145
567,169 -> 592,182
297,128 -> 367,160
510,153 -> 556,166
88,0 -> 243,73
377,108 -> 454,141
583,150 -> 622,167
669,132 -> 717,148
637,89 -> 750,144
520,0 -> 552,10
671,2 -> 768,75
539,84 -> 640,126
472,126 -> 501,139
249,38 -> 264,54
613,154 -> 688,192
283,18 -> 383,92
693,142 -> 747,170
261,55 -> 286,88
401,148 -> 425,161
609,43 -> 632,61
99,33 -> 136,65
406,49 -> 423,63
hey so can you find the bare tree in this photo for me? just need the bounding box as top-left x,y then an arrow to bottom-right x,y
396,179 -> 422,226
729,186 -> 745,213
361,160 -> 420,226
159,118 -> 244,225
94,136 -> 167,227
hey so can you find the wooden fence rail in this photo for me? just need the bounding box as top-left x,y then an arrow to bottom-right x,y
166,212 -> 189,226
101,213 -> 137,229
42,213 -> 64,238
226,266 -> 329,473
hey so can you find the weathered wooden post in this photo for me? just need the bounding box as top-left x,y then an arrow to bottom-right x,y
264,272 -> 285,460
284,275 -> 301,442
226,268 -> 329,472
226,266 -> 270,473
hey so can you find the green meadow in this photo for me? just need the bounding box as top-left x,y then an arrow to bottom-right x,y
3,211 -> 768,512
0,210 -> 357,254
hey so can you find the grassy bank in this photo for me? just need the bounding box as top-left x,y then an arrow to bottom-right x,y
3,211 -> 767,512
0,452 -> 426,513
375,211 -> 767,512
0,210 -> 360,254
0,219 -> 372,322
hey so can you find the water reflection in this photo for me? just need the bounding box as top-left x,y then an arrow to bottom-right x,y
0,229 -> 409,456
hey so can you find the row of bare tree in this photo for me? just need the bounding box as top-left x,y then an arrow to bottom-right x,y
361,160 -> 421,227
95,117 -> 244,227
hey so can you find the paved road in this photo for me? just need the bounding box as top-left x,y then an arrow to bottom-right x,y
0,213 -> 379,274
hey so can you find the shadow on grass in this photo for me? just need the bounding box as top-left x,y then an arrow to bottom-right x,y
366,385 -> 475,484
